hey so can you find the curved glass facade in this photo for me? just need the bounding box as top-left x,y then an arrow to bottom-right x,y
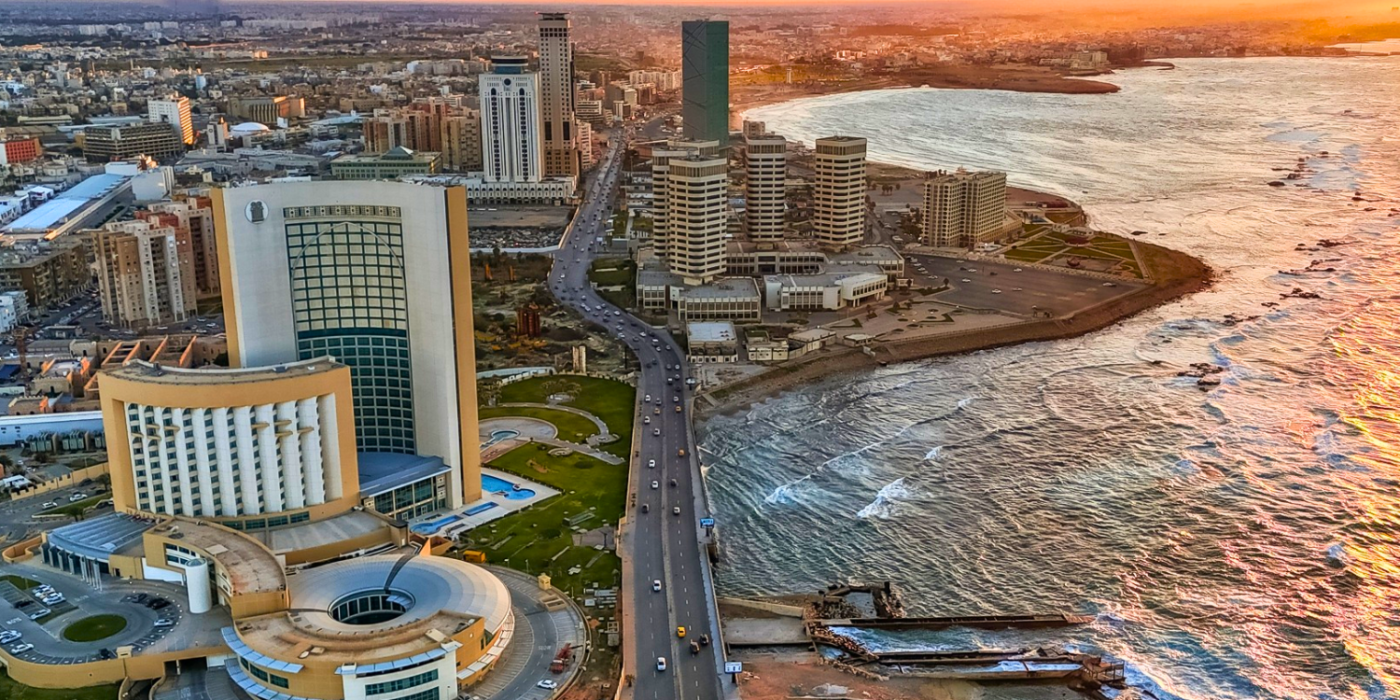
285,207 -> 414,453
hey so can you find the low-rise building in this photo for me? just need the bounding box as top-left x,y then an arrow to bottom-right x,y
686,321 -> 738,363
763,266 -> 888,311
82,122 -> 184,162
331,146 -> 442,180
677,277 -> 762,323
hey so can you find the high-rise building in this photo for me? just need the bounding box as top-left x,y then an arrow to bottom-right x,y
147,96 -> 194,145
744,134 -> 787,247
479,56 -> 542,184
100,358 -> 360,523
365,102 -> 483,173
148,195 -> 219,297
538,13 -> 579,178
92,218 -> 196,329
812,136 -> 868,250
921,169 -> 1009,247
651,138 -> 720,261
83,122 -> 184,162
213,180 -> 482,507
681,20 -> 730,148
667,155 -> 729,285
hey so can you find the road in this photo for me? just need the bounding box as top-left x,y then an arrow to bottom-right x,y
547,130 -> 727,700
0,486 -> 105,544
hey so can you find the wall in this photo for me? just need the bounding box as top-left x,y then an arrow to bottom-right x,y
12,462 -> 109,500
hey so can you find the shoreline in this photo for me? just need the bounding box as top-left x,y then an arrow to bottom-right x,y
696,241 -> 1213,421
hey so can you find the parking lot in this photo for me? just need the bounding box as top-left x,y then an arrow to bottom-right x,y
0,564 -> 226,665
907,253 -> 1145,317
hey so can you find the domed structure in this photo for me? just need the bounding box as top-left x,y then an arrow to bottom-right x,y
230,121 -> 272,134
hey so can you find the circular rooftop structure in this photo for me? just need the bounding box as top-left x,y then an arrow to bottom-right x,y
230,121 -> 271,134
290,555 -> 511,636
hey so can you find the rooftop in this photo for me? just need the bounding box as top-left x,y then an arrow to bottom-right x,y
235,555 -> 511,667
151,518 -> 286,596
357,452 -> 451,499
259,509 -> 395,555
103,356 -> 345,386
687,322 -> 737,344
679,277 -> 761,300
4,173 -> 131,234
46,512 -> 154,562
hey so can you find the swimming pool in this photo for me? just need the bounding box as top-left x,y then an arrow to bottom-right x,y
482,474 -> 536,500
410,514 -> 461,535
481,429 -> 520,448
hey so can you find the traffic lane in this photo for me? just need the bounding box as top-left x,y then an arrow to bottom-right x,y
909,254 -> 1144,316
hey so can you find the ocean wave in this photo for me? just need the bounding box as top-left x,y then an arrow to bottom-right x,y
855,477 -> 914,520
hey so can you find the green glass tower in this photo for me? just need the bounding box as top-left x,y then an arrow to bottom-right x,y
682,20 -> 729,148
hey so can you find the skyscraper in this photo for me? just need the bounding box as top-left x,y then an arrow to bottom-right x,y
539,12 -> 579,178
92,218 -> 196,329
681,20 -> 730,148
651,138 -> 720,262
212,180 -> 482,507
667,154 -> 729,285
744,134 -> 787,247
479,56 -> 543,183
812,136 -> 868,250
147,96 -> 194,145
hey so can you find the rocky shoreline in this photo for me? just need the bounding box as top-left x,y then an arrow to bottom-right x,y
696,241 -> 1213,421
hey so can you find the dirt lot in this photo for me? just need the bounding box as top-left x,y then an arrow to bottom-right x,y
735,651 -> 1085,700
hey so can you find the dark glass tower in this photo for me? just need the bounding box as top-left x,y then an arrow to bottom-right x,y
681,20 -> 730,148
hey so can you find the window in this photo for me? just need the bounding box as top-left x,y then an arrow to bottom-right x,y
365,669 -> 438,695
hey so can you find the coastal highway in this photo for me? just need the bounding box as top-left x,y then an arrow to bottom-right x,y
547,130 -> 727,700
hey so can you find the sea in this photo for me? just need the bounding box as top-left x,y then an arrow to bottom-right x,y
702,56 -> 1400,700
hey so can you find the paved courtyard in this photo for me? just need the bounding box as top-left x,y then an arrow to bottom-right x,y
469,566 -> 589,700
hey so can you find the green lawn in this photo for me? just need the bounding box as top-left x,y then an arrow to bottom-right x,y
0,575 -> 39,590
0,669 -> 118,700
39,492 -> 111,518
478,406 -> 601,445
588,259 -> 637,288
497,376 -> 635,457
61,615 -> 127,642
464,443 -> 627,596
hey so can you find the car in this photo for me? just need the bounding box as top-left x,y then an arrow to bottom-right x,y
26,610 -> 46,620
68,492 -> 85,502
652,428 -> 660,436
645,394 -> 651,402
652,579 -> 662,592
961,279 -> 971,283
700,634 -> 710,646
150,599 -> 171,610
41,501 -> 57,509
536,680 -> 558,690
10,643 -> 32,653
651,480 -> 659,489
653,407 -> 661,415
967,268 -> 977,272
643,416 -> 651,425
676,626 -> 686,638
648,459 -> 656,468
656,657 -> 667,671
672,506 -> 681,516
1014,268 -> 1023,272
675,405 -> 682,413
641,503 -> 649,513
1102,282 -> 1117,287
154,618 -> 174,628
99,648 -> 115,660
669,479 -> 677,487
0,631 -> 20,644
673,396 -> 680,403
991,289 -> 1002,294
1012,287 -> 1023,292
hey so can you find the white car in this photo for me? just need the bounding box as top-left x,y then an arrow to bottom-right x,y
652,579 -> 662,592
1102,282 -> 1116,287
9,643 -> 32,653
653,428 -> 660,436
40,501 -> 57,509
648,459 -> 656,468
656,657 -> 667,671
1014,268 -> 1023,272
643,416 -> 651,425
0,630 -> 20,644
651,480 -> 659,489
68,493 -> 85,502
961,279 -> 971,283
536,679 -> 558,690
645,394 -> 651,402
992,289 -> 1002,294
154,618 -> 174,628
